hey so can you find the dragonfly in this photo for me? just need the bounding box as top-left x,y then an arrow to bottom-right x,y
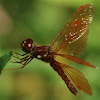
9,4 -> 96,95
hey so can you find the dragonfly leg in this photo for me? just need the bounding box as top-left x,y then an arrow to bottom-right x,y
12,51 -> 27,56
18,55 -> 34,69
9,58 -> 22,64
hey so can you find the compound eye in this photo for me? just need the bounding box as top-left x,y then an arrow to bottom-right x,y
21,38 -> 33,53
27,43 -> 32,48
21,40 -> 26,47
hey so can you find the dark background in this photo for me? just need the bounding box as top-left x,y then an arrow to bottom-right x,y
0,0 -> 100,100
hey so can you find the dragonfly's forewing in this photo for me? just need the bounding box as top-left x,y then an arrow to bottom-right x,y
50,4 -> 95,57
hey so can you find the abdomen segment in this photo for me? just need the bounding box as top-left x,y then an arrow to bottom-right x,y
50,61 -> 77,95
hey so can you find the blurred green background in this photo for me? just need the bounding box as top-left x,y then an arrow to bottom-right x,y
0,0 -> 100,100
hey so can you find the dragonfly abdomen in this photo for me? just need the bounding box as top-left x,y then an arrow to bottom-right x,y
50,61 -> 77,95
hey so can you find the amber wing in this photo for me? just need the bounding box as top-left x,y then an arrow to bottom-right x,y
50,4 -> 95,57
60,63 -> 92,95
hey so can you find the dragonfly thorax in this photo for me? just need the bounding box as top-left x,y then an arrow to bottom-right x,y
33,46 -> 54,63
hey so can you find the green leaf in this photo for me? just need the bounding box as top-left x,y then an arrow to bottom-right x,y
0,51 -> 13,74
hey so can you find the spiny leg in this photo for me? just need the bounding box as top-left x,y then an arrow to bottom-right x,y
11,52 -> 31,64
1,55 -> 34,75
9,58 -> 22,64
10,55 -> 30,64
12,51 -> 27,56
9,51 -> 33,67
21,57 -> 34,68
12,55 -> 30,62
12,51 -> 29,62
12,53 -> 24,61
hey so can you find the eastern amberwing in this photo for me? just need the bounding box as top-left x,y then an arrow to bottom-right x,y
7,4 -> 96,95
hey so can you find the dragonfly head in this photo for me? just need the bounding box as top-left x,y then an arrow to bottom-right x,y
21,38 -> 33,53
